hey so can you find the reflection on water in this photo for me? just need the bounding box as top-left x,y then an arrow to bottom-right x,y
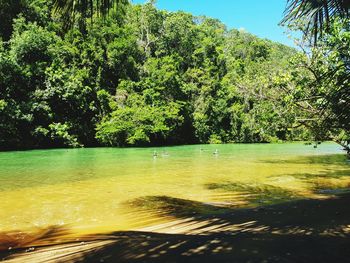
0,142 -> 349,237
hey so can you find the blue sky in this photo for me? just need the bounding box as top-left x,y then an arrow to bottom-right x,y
132,0 -> 298,47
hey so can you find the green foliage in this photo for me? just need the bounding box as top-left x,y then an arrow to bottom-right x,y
96,94 -> 183,146
0,1 -> 310,150
285,18 -> 350,153
48,122 -> 82,147
0,0 -> 53,40
52,0 -> 129,33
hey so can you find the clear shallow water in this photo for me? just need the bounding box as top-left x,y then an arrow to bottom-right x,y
0,143 -> 349,235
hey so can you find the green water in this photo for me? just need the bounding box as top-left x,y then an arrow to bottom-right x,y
1,143 -> 349,235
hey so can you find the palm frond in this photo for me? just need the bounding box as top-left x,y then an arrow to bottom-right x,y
281,0 -> 350,44
52,0 -> 129,32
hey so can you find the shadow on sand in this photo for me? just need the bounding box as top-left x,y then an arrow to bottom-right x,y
2,193 -> 350,263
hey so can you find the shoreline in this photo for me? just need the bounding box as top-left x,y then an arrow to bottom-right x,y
2,192 -> 350,262
0,141 -> 342,153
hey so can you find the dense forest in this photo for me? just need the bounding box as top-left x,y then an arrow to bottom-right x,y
0,0 -> 348,150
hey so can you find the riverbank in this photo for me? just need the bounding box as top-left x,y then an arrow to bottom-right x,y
2,192 -> 350,262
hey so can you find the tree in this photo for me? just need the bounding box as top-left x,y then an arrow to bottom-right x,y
285,19 -> 350,155
52,0 -> 129,32
282,0 -> 350,44
282,1 -> 350,155
0,0 -> 307,149
0,0 -> 53,40
95,92 -> 183,146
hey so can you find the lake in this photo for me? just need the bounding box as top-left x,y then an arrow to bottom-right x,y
1,142 -> 349,236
